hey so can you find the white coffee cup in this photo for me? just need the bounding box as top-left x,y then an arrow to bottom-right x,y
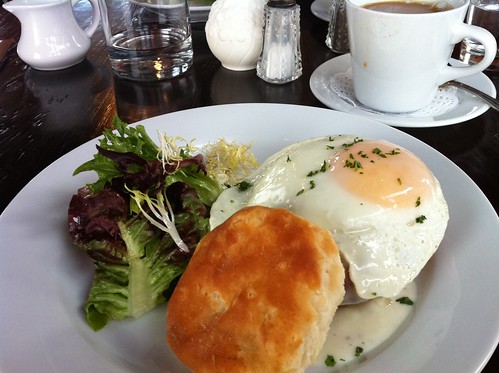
346,0 -> 497,113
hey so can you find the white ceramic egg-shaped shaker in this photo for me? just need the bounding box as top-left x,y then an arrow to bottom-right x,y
205,0 -> 266,71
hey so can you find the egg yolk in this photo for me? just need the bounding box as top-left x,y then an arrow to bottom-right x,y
330,140 -> 434,208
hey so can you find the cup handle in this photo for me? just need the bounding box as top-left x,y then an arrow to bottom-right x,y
71,0 -> 101,38
438,23 -> 497,84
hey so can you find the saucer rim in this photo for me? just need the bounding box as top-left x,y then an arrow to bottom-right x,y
311,0 -> 331,21
309,54 -> 497,128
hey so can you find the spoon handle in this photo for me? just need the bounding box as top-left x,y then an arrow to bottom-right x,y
446,80 -> 499,113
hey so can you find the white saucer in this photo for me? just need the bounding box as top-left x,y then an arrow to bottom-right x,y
310,54 -> 497,128
311,0 -> 331,21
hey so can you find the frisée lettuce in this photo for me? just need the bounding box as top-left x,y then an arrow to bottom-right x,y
68,117 -> 222,331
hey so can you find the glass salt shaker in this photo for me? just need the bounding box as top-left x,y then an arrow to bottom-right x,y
325,0 -> 349,53
256,0 -> 302,84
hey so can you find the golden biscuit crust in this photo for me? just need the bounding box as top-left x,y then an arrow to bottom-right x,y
167,206 -> 345,373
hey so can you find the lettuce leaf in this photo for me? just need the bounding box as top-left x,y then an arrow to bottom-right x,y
83,217 -> 186,331
73,116 -> 161,193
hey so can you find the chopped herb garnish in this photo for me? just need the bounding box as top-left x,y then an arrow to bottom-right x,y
237,181 -> 253,192
387,148 -> 401,155
396,296 -> 414,305
325,355 -> 336,367
296,189 -> 305,196
341,137 -> 364,149
307,160 -> 328,177
286,155 -> 291,163
415,196 -> 421,207
344,158 -> 363,171
358,150 -> 368,158
373,147 -> 401,157
371,292 -> 377,296
415,215 -> 427,224
372,147 -> 387,158
355,346 -> 364,357
397,178 -> 402,185
326,145 -> 335,150
310,180 -> 316,189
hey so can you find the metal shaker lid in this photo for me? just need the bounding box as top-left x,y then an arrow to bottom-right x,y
267,0 -> 296,8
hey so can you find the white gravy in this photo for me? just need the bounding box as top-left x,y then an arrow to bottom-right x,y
314,282 -> 417,368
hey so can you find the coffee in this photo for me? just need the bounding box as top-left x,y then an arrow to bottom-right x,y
363,1 -> 454,14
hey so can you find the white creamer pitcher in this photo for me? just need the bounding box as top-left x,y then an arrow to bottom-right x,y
3,0 -> 100,70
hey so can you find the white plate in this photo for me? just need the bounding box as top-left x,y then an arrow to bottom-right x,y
310,54 -> 497,128
311,0 -> 332,21
1,104 -> 498,372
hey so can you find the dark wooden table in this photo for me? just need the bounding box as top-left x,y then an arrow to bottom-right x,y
1,0 -> 497,371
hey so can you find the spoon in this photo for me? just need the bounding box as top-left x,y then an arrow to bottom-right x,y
445,80 -> 499,112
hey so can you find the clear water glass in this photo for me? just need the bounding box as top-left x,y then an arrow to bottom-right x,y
460,0 -> 499,71
99,0 -> 193,81
326,0 -> 349,54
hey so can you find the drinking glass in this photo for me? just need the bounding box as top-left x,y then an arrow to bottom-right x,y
460,0 -> 499,71
99,0 -> 193,81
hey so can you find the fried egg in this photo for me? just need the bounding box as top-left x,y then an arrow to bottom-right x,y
209,135 -> 449,299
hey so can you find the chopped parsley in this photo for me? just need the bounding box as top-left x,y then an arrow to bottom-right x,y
341,137 -> 364,149
358,150 -> 368,158
372,147 -> 401,157
237,181 -> 253,192
415,196 -> 421,207
396,296 -> 414,305
372,147 -> 386,158
344,158 -> 363,171
415,215 -> 427,224
307,160 -> 328,177
325,355 -> 336,367
355,346 -> 364,357
397,177 -> 402,185
297,179 -> 317,196
286,155 -> 292,163
387,148 -> 401,155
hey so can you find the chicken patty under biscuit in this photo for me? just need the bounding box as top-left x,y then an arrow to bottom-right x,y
167,205 -> 345,373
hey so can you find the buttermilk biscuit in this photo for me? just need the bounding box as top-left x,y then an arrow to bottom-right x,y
167,205 -> 345,373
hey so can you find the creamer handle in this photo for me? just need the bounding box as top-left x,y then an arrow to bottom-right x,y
72,0 -> 101,38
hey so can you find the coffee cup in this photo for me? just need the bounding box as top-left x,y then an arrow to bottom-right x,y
346,0 -> 497,113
